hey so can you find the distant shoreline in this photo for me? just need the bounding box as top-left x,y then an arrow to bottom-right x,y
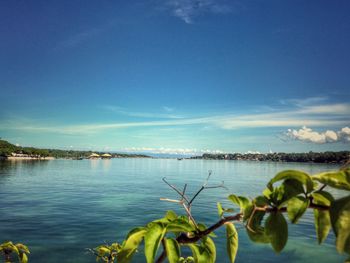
190,152 -> 350,164
6,156 -> 55,160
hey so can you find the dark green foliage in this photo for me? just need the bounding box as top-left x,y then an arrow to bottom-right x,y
226,223 -> 238,263
0,241 -> 30,263
0,139 -> 150,159
194,151 -> 350,164
265,212 -> 288,253
330,196 -> 350,254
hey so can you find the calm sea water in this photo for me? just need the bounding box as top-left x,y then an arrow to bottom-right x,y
0,159 -> 346,262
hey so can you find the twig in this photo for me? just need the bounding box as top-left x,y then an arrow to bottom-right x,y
176,213 -> 243,244
182,203 -> 198,229
319,184 -> 327,191
162,177 -> 190,204
189,183 -> 226,205
181,184 -> 187,201
160,198 -> 183,204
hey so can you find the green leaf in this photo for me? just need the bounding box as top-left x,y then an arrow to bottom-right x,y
254,195 -> 270,207
268,170 -> 313,193
144,222 -> 166,263
217,202 -> 224,218
265,212 -> 288,253
246,211 -> 270,244
167,219 -> 196,233
312,191 -> 334,206
188,237 -> 216,263
20,253 -> 28,263
226,223 -> 238,263
330,195 -> 350,254
15,244 -> 30,254
263,188 -> 273,200
287,196 -> 309,224
243,204 -> 254,222
165,238 -> 180,263
165,210 -> 178,221
313,169 -> 350,191
4,241 -> 19,255
314,209 -> 331,244
280,179 -> 305,202
97,246 -> 110,256
117,227 -> 147,263
228,195 -> 250,211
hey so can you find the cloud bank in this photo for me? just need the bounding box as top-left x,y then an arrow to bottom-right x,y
123,147 -> 223,156
286,126 -> 350,144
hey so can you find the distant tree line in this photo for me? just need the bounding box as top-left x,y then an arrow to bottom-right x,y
191,152 -> 350,164
0,139 -> 149,159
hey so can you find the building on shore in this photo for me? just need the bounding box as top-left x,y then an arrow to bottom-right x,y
101,153 -> 112,159
88,153 -> 100,159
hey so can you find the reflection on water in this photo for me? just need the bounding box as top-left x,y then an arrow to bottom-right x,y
102,159 -> 111,172
0,159 -> 346,263
89,159 -> 100,170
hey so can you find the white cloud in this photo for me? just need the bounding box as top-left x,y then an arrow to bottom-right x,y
280,97 -> 328,107
339,127 -> 350,142
285,126 -> 350,144
165,0 -> 231,24
246,150 -> 261,154
2,101 -> 349,136
102,105 -> 183,119
123,147 -> 223,155
297,103 -> 350,115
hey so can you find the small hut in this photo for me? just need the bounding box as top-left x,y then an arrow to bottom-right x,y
101,153 -> 112,159
88,153 -> 100,159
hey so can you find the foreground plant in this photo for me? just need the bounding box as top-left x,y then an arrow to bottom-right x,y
0,241 -> 29,263
91,167 -> 350,263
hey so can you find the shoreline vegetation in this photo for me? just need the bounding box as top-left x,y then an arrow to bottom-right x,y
0,139 -> 150,160
190,152 -> 350,164
0,139 -> 349,164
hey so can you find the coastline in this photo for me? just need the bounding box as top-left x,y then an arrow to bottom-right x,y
5,156 -> 55,161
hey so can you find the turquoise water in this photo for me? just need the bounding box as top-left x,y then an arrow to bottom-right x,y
0,159 -> 346,262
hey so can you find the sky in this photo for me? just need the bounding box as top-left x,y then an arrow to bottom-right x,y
0,0 -> 349,155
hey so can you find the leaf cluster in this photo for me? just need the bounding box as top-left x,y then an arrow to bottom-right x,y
0,241 -> 29,263
95,167 -> 350,263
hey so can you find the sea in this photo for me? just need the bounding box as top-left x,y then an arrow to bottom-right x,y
0,158 -> 347,262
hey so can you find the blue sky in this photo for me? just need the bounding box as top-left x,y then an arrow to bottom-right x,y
1,0 -> 349,155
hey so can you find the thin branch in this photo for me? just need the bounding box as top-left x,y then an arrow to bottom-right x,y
86,248 -> 99,257
162,177 -> 190,204
204,181 -> 227,190
203,170 -> 212,187
189,183 -> 226,205
182,203 -> 198,229
319,184 -> 327,191
176,202 -> 330,244
181,183 -> 187,201
176,213 -> 243,244
189,186 -> 205,205
160,198 -> 183,204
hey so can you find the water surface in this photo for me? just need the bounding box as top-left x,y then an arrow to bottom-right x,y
0,159 -> 346,262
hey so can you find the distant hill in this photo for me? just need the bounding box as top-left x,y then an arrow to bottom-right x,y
0,139 -> 150,159
190,152 -> 350,164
